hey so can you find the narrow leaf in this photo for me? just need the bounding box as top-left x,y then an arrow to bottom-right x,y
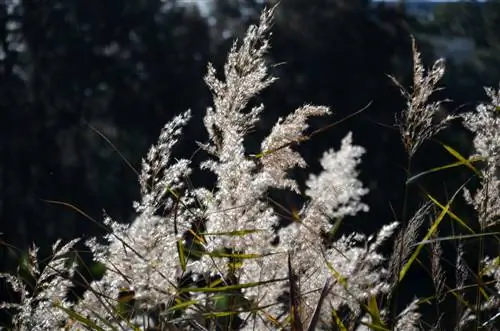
426,193 -> 475,234
307,277 -> 333,331
412,232 -> 500,247
55,303 -> 108,331
177,240 -> 187,272
202,229 -> 264,236
406,156 -> 484,184
331,309 -> 348,331
180,278 -> 285,293
206,251 -> 264,259
441,143 -> 481,177
288,253 -> 303,331
365,296 -> 386,328
400,183 -> 466,281
167,299 -> 199,312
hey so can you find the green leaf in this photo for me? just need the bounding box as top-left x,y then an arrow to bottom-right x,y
426,193 -> 475,234
177,239 -> 187,272
364,296 -> 387,329
406,156 -> 484,184
205,251 -> 264,259
54,302 -> 109,331
180,278 -> 285,294
412,232 -> 500,247
167,299 -> 199,312
202,229 -> 264,236
331,309 -> 348,331
400,183 -> 466,282
441,143 -> 482,177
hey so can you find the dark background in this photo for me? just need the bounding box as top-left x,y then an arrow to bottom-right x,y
1,0 -> 500,328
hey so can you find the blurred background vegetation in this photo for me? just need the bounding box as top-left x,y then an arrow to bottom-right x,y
1,0 -> 499,328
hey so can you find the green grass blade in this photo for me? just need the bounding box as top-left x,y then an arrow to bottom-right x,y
399,184 -> 465,282
306,278 -> 333,331
180,278 -> 285,293
201,229 -> 264,236
54,302 -> 108,331
204,311 -> 241,318
167,299 -> 199,312
205,251 -> 264,259
177,239 -> 187,272
399,199 -> 447,282
364,296 -> 387,329
331,308 -> 348,331
412,232 -> 500,247
426,193 -> 475,234
406,156 -> 484,184
441,143 -> 482,177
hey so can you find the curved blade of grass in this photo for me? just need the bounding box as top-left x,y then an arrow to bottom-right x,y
441,143 -> 482,177
54,303 -> 108,331
42,200 -> 147,262
482,311 -> 500,328
287,253 -> 303,331
180,278 -> 286,293
307,277 -> 333,331
364,296 -> 387,330
176,239 -> 187,272
167,299 -> 199,312
203,302 -> 269,319
330,217 -> 344,237
205,251 -> 263,259
412,232 -> 500,247
399,184 -> 466,282
324,259 -> 347,287
331,308 -> 348,331
260,308 -> 282,328
406,156 -> 484,184
204,311 -> 241,318
209,278 -> 225,288
426,193 -> 475,234
187,228 -> 207,245
399,200 -> 447,282
201,229 -> 264,236
172,200 -> 187,272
